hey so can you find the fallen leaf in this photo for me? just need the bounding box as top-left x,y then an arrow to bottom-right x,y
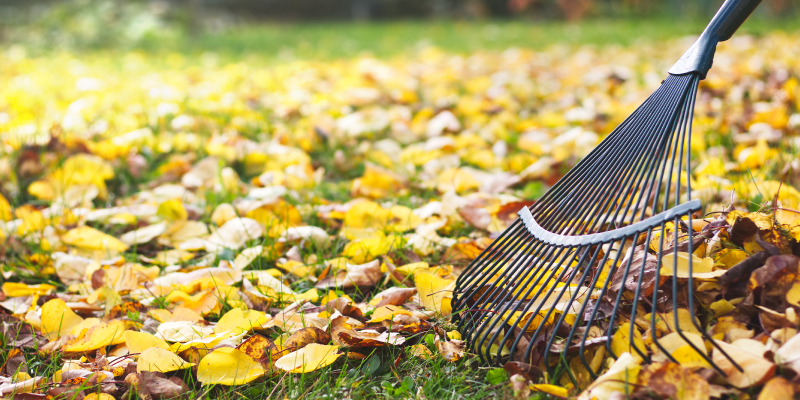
757,376 -> 794,400
283,327 -> 332,352
61,226 -> 129,253
712,339 -> 774,388
639,362 -> 709,400
197,347 -> 266,385
415,272 -> 455,316
531,384 -> 569,399
40,299 -> 84,340
434,335 -> 465,362
578,353 -> 641,400
274,343 -> 342,373
315,259 -> 383,289
214,308 -> 270,335
237,334 -> 279,364
124,331 -> 169,354
137,347 -> 194,373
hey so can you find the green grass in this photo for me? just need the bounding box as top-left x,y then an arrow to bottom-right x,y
134,18 -> 800,61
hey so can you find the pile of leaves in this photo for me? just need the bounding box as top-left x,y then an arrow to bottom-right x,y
0,31 -> 799,399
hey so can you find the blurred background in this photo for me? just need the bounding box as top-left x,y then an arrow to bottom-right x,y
1,0 -> 798,57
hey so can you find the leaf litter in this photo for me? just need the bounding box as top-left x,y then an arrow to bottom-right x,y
0,32 -> 799,398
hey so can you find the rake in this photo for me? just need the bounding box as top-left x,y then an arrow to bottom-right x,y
452,0 -> 762,381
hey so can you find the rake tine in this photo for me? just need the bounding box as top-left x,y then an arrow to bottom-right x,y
543,244 -> 612,379
577,238 -> 629,376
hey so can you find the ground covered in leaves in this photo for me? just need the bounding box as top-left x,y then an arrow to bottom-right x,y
1,29 -> 800,399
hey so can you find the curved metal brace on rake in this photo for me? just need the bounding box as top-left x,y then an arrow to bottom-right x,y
518,199 -> 701,247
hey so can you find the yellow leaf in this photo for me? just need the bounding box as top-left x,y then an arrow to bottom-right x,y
15,207 -> 47,236
351,163 -> 406,199
27,181 -> 55,201
343,201 -> 391,231
214,308 -> 270,335
197,347 -> 266,385
713,248 -> 748,269
437,167 -> 480,193
137,347 -> 194,373
410,343 -> 434,360
395,261 -> 429,277
64,320 -> 129,352
660,252 -> 723,279
294,288 -> 320,302
274,343 -> 342,373
342,233 -> 400,264
211,203 -> 238,226
0,192 -> 11,221
415,272 -> 455,316
124,331 -> 169,354
651,331 -> 710,368
611,322 -> 645,360
70,318 -> 102,337
61,226 -> 129,253
446,331 -> 461,340
320,290 -> 338,305
788,282 -> 800,307
578,353 -> 641,400
710,299 -> 736,317
2,282 -> 55,297
143,250 -> 196,267
169,331 -> 240,353
157,198 -> 188,221
40,299 -> 84,340
368,305 -> 414,323
758,377 -> 794,400
84,394 -> 116,400
531,384 -> 569,398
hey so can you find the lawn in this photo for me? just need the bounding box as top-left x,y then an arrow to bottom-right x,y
1,17 -> 800,400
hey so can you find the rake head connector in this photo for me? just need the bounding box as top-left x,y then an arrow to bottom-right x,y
452,0 -> 762,382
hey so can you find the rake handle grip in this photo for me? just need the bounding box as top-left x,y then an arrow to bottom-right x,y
668,0 -> 762,78
709,0 -> 763,41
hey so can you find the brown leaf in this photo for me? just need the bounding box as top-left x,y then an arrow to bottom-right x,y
493,201 -> 535,227
124,372 -> 152,400
324,297 -> 364,319
503,361 -> 542,382
91,269 -> 106,290
284,327 -> 332,352
141,371 -> 189,399
1,349 -> 26,376
718,251 -> 769,297
748,254 -> 800,312
458,206 -> 492,230
373,287 -> 417,307
104,301 -> 148,321
434,335 -> 465,362
610,244 -> 658,296
330,315 -> 404,348
729,216 -> 760,246
237,334 -> 280,365
315,259 -> 383,289
638,362 -> 709,400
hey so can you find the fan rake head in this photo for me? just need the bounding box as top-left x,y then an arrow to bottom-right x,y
451,71 -> 744,380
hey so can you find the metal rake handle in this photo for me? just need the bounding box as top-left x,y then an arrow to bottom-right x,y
669,0 -> 762,78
